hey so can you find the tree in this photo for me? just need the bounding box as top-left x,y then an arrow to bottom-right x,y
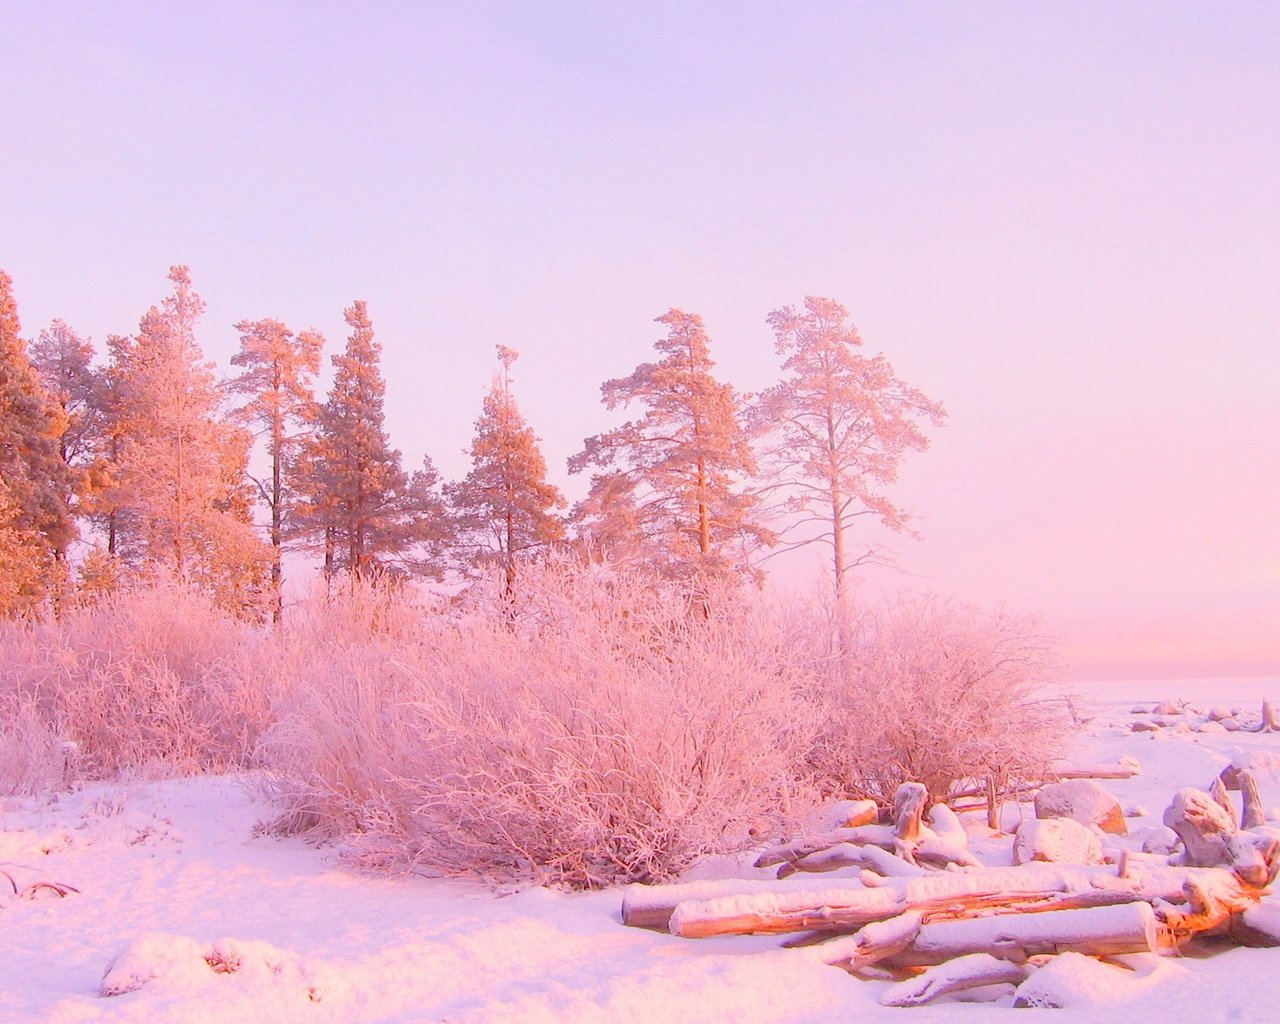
569,309 -> 769,583
112,266 -> 270,610
753,296 -> 945,602
295,300 -> 428,577
449,346 -> 566,598
226,318 -> 323,617
0,270 -> 73,613
30,318 -> 103,557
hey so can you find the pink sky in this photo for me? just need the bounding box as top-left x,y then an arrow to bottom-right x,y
2,3 -> 1276,680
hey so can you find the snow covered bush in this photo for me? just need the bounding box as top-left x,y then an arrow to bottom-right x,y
262,560 -> 819,887
804,594 -> 1067,803
0,583 -> 267,782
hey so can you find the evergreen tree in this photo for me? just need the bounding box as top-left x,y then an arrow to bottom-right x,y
31,318 -> 102,557
296,300 -> 420,577
0,270 -> 73,613
569,309 -> 770,583
449,346 -> 565,598
112,266 -> 270,610
226,317 -> 323,616
753,296 -> 946,601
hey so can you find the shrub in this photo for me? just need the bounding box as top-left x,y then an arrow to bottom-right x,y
805,594 -> 1067,803
262,561 -> 820,887
0,583 -> 266,782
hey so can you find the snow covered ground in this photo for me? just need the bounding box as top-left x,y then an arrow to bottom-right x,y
3,677 -> 1279,1023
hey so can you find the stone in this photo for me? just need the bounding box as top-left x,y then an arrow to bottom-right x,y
1013,818 -> 1103,865
1035,779 -> 1127,835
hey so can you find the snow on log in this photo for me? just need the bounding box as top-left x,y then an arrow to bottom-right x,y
754,825 -> 897,869
666,863 -> 1250,938
893,903 -> 1175,966
879,953 -> 1029,1006
777,843 -> 924,880
620,878 -> 851,930
1054,756 -> 1142,781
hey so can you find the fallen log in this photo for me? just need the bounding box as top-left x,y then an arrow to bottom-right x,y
777,843 -> 924,880
879,953 -> 1028,1007
666,863 -> 1254,939
817,903 -> 1177,970
620,878 -> 850,930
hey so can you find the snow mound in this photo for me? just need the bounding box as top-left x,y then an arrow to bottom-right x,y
1013,952 -> 1173,1008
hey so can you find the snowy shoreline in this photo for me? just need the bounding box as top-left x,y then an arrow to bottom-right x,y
2,676 -> 1278,1023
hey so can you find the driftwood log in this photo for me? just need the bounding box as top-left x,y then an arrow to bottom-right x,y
622,779 -> 1280,1006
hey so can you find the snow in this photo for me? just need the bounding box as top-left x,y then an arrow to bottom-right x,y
3,677 -> 1280,1022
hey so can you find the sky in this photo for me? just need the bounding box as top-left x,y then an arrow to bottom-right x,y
2,2 -> 1277,681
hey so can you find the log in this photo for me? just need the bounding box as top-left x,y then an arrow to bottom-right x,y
893,782 -> 927,845
777,843 -> 924,880
819,903 -> 1177,969
879,953 -> 1029,1006
620,878 -> 845,930
897,903 -> 1176,965
1256,699 -> 1280,733
754,825 -> 897,869
1164,787 -> 1280,886
666,862 -> 1252,938
1240,770 -> 1266,830
1210,775 -> 1235,819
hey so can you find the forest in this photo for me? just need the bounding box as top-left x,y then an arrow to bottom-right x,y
0,262 -> 1061,883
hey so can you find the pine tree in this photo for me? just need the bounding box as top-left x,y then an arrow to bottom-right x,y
30,318 -> 102,557
0,270 -> 73,614
296,300 -> 417,577
449,346 -> 566,598
753,296 -> 946,601
112,266 -> 270,609
569,309 -> 770,583
226,318 -> 323,616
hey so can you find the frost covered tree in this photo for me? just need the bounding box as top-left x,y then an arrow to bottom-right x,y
753,297 -> 945,601
0,270 -> 73,612
449,346 -> 566,598
226,318 -> 323,616
31,318 -> 104,556
111,266 -> 270,609
570,309 -> 770,583
294,300 -> 436,577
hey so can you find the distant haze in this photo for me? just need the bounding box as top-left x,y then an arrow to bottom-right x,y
3,3 -> 1276,681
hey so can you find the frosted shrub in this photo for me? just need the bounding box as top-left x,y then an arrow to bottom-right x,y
0,583 -> 266,781
806,595 -> 1067,803
263,562 -> 820,887
0,696 -> 72,796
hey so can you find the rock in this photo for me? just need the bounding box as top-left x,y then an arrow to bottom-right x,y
1195,720 -> 1227,734
1013,818 -> 1103,865
1130,705 -> 1152,715
1035,779 -> 1127,835
1220,751 -> 1280,790
1141,826 -> 1180,854
1222,718 -> 1244,732
1153,699 -> 1182,716
1125,804 -> 1149,818
1208,705 -> 1235,722
1130,720 -> 1160,733
1229,901 -> 1280,947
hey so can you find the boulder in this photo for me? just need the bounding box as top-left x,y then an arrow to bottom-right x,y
1035,779 -> 1127,835
1013,818 -> 1103,865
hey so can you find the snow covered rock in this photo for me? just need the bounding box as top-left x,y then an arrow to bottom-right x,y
1220,750 -> 1280,790
1035,779 -> 1127,835
1013,818 -> 1103,865
1153,699 -> 1182,716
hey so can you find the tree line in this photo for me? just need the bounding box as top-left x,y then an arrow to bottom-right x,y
0,265 -> 945,618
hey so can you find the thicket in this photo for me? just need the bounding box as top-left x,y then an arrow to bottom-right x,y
0,566 -> 1068,887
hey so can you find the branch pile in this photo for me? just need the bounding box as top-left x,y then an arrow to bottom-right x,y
621,779 -> 1280,1007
